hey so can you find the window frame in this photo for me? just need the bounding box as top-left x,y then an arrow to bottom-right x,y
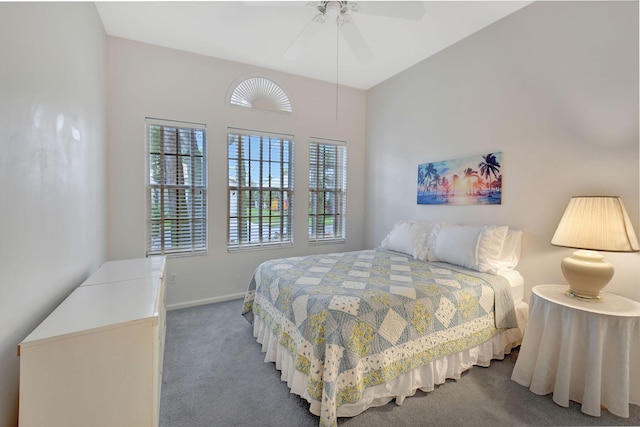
227,128 -> 294,251
308,138 -> 347,244
146,118 -> 207,257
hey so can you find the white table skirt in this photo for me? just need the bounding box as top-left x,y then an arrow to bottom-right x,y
511,284 -> 640,417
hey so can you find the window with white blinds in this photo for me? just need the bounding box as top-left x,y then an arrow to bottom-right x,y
227,129 -> 294,250
146,119 -> 207,256
309,139 -> 347,243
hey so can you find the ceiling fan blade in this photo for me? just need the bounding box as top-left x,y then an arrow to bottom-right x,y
284,13 -> 325,60
350,1 -> 425,20
339,16 -> 374,63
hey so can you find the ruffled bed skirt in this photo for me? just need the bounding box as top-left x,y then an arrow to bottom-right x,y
253,300 -> 529,418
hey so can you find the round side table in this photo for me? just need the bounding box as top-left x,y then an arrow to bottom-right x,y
511,284 -> 640,417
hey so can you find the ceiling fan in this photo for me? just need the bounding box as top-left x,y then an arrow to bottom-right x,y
284,1 -> 426,63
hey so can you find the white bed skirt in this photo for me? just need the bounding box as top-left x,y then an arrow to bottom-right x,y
253,300 -> 529,418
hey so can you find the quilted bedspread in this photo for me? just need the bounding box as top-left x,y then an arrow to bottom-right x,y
241,249 -> 517,427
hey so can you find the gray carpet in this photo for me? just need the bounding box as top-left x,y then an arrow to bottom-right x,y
160,299 -> 640,426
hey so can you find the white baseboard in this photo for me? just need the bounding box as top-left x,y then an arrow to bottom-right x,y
167,292 -> 246,311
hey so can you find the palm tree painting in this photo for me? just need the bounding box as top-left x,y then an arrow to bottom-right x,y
417,152 -> 502,205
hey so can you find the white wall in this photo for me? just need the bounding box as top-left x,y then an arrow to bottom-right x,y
106,37 -> 367,308
0,4 -> 107,426
366,1 -> 640,302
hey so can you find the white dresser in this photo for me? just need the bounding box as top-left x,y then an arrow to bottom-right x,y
18,257 -> 166,427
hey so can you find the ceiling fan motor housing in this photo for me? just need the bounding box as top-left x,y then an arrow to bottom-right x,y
318,1 -> 349,24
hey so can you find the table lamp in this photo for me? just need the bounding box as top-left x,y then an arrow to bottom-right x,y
551,196 -> 639,300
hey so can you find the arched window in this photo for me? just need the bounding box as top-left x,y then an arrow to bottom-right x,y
229,77 -> 293,113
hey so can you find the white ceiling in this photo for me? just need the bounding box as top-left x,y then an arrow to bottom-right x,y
96,1 -> 533,90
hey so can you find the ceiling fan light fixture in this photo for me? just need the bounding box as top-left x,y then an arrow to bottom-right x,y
285,0 -> 422,62
325,1 -> 342,23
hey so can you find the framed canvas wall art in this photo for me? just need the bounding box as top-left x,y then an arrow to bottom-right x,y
417,152 -> 502,205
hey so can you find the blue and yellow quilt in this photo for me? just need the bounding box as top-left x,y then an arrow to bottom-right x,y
242,249 -> 517,427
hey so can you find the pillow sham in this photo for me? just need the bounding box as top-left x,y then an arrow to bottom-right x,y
432,224 -> 509,274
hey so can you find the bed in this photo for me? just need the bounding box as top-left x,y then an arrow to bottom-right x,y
242,222 -> 528,427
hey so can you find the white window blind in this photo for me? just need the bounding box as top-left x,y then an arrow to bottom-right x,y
309,139 -> 347,243
229,77 -> 293,113
227,129 -> 294,250
146,118 -> 207,256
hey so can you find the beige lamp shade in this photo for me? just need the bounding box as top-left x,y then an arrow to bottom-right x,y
551,196 -> 639,252
551,196 -> 639,300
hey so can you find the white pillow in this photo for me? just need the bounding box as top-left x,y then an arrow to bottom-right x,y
411,221 -> 442,261
432,225 -> 481,268
380,221 -> 417,256
380,220 -> 441,260
476,225 -> 510,273
433,225 -> 509,273
494,229 -> 523,272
